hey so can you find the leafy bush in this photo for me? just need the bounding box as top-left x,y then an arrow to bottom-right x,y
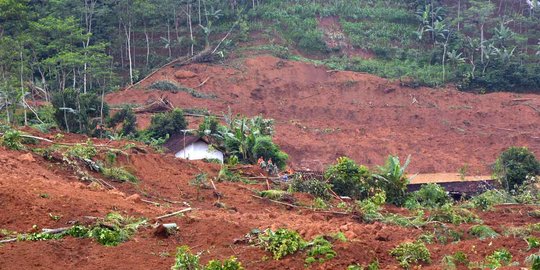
390,241 -> 431,268
252,136 -> 288,170
526,236 -> 540,250
442,250 -> 469,269
171,246 -> 245,270
494,147 -> 540,192
217,166 -> 244,182
0,129 -> 24,150
347,261 -> 380,270
485,248 -> 512,269
66,142 -> 97,159
373,155 -> 411,205
429,204 -> 481,225
259,190 -> 290,201
198,116 -> 219,136
469,225 -> 500,240
525,253 -> 540,270
108,107 -> 137,136
304,236 -> 336,264
468,190 -> 513,211
407,183 -> 450,209
172,245 -> 201,270
312,197 -> 328,210
357,191 -> 386,222
51,89 -> 109,134
258,228 -> 306,260
205,257 -> 244,270
101,167 -> 138,182
324,157 -> 371,199
146,109 -> 187,139
290,174 -> 332,200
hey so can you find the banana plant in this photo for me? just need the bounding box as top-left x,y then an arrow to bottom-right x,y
373,155 -> 414,205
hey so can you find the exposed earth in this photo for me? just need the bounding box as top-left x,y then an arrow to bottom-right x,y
0,133 -> 538,269
106,54 -> 540,174
1,54 -> 539,270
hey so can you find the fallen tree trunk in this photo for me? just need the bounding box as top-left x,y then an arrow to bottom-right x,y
0,227 -> 71,244
155,207 -> 192,220
133,96 -> 174,114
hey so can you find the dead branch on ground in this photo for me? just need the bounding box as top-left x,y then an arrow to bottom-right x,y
155,207 -> 192,220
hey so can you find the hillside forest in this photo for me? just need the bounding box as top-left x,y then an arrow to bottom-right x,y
1,0 -> 540,124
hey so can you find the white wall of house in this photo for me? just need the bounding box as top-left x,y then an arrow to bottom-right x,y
175,141 -> 224,163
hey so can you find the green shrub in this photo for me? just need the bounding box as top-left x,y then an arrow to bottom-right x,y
469,225 -> 499,240
252,136 -> 288,170
258,228 -> 306,260
430,224 -> 463,244
347,261 -> 380,270
324,157 -> 371,200
485,248 -> 512,269
101,167 -> 138,182
304,236 -> 336,264
407,183 -> 450,209
67,212 -> 144,246
217,166 -> 244,182
468,190 -> 513,211
382,210 -> 427,228
312,197 -> 328,210
0,129 -> 24,150
441,251 -> 469,269
525,253 -> 540,270
390,241 -> 431,268
526,236 -> 540,250
357,192 -> 386,223
290,175 -> 332,200
259,190 -> 290,201
494,147 -> 540,192
171,245 -> 201,270
147,109 -> 187,139
429,204 -> 481,225
108,107 -> 137,136
198,116 -> 219,136
66,142 -> 97,159
205,257 -> 244,270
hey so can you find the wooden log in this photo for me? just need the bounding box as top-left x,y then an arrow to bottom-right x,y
155,207 -> 192,220
0,227 -> 71,244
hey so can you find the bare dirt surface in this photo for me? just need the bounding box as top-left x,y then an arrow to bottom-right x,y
1,138 -> 539,269
106,55 -> 540,174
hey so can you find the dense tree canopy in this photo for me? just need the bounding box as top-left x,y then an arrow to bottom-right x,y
1,0 -> 540,125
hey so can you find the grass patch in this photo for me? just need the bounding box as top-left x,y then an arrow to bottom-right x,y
101,167 -> 138,182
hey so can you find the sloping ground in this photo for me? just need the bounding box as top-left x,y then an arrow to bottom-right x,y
1,141 -> 539,269
106,55 -> 540,174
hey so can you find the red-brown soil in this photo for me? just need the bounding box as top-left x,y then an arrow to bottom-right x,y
1,136 -> 539,269
106,55 -> 540,174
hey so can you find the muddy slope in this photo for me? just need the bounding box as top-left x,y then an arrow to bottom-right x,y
107,55 -> 540,174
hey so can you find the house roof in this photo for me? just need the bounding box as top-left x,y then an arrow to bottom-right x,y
164,134 -> 208,154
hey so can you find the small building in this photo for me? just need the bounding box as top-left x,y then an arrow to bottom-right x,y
164,134 -> 224,163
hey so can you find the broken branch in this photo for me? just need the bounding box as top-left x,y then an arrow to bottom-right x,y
155,207 -> 192,220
